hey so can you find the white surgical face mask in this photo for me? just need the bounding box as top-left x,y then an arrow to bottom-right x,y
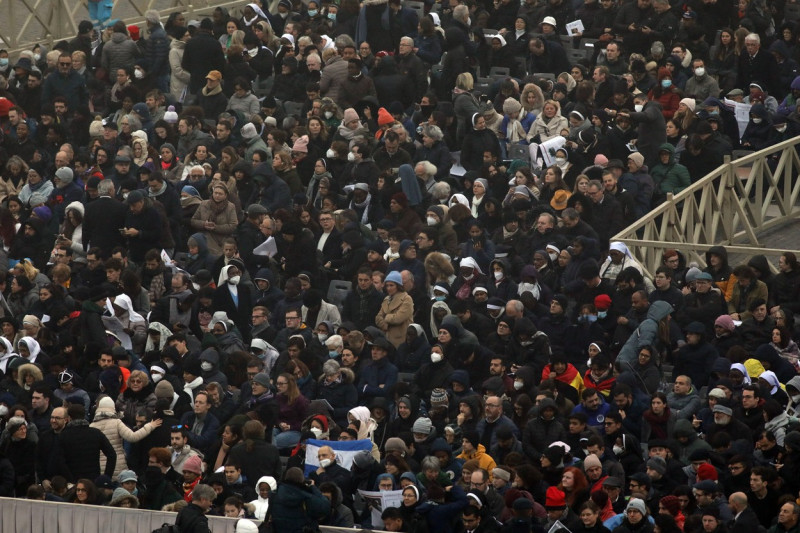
463,273 -> 474,281
554,157 -> 566,165
613,445 -> 624,455
165,361 -> 175,370
694,67 -> 705,77
426,216 -> 438,226
33,54 -> 41,62
634,104 -> 643,112
777,125 -> 788,133
134,69 -> 144,79
514,380 -> 524,390
347,152 -> 356,162
431,352 -> 443,363
317,333 -> 328,343
310,427 -> 323,438
192,282 -> 201,291
319,458 -> 332,468
494,271 -> 503,280
0,405 -> 8,417
228,275 -> 241,285
326,148 -> 336,158
548,252 -> 558,262
152,373 -> 163,383
752,118 -> 762,124
248,47 -> 259,57
324,111 -> 334,119
201,361 -> 213,371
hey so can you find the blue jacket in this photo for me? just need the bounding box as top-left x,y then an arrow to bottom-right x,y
358,357 -> 398,399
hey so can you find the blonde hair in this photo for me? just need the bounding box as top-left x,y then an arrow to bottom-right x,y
456,72 -> 474,91
128,370 -> 149,386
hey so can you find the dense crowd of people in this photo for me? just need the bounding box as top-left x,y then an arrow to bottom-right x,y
3,0 -> 800,532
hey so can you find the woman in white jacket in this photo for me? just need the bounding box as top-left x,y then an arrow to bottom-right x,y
91,396 -> 162,480
168,26 -> 191,102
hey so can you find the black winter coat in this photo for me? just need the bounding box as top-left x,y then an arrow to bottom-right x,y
55,420 -> 116,482
228,438 -> 282,485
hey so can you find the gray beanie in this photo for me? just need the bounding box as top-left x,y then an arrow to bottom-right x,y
646,457 -> 667,476
685,266 -> 702,283
55,167 -> 74,184
161,142 -> 176,155
241,123 -> 258,140
29,192 -> 48,206
412,417 -> 433,435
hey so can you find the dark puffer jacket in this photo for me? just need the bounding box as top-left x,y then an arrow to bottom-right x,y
270,479 -> 331,533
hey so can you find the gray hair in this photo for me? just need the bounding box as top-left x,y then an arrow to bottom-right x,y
334,34 -> 355,51
97,179 -> 116,196
325,334 -> 343,350
191,484 -> 216,502
421,456 -> 441,472
431,182 -> 451,200
421,124 -> 443,141
453,4 -> 469,23
416,160 -> 437,177
322,359 -> 340,376
145,9 -> 161,26
746,33 -> 760,44
400,36 -> 415,47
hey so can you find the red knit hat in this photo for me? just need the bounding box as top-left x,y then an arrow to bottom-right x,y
127,24 -> 140,41
312,414 -> 329,432
696,463 -> 718,481
660,495 -> 681,516
594,294 -> 612,311
545,486 -> 566,509
391,192 -> 408,209
377,107 -> 394,126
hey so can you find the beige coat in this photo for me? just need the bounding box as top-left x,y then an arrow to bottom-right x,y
189,199 -> 238,255
375,291 -> 414,347
90,408 -> 157,480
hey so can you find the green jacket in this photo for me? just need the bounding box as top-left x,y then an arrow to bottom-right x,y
650,143 -> 691,195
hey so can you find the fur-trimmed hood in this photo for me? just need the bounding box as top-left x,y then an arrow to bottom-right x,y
17,362 -> 42,388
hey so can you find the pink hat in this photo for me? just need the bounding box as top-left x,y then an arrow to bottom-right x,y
343,108 -> 359,124
183,455 -> 203,475
714,315 -> 735,332
292,135 -> 309,153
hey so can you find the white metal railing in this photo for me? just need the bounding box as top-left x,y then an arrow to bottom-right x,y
613,135 -> 800,276
0,0 -> 250,55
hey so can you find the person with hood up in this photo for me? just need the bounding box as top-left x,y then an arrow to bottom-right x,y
249,475 -> 277,521
198,345 -> 229,388
489,258 -> 519,302
522,397 -> 567,461
649,143 -> 690,202
271,466 -> 330,533
388,240 -> 425,292
740,103 -> 773,151
91,395 -> 159,480
704,245 -> 737,302
396,323 -> 431,374
616,300 -> 674,366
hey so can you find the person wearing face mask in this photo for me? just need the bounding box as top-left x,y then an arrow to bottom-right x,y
740,103 -> 773,150
309,446 -> 355,509
617,93 -> 666,169
685,59 -> 720,103
767,114 -> 800,145
648,68 -> 681,120
212,264 -> 254,341
412,341 -> 454,400
197,345 -> 229,389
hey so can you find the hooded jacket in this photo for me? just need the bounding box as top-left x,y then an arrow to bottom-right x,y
704,245 -> 737,302
270,479 -> 331,533
91,397 -> 157,479
617,301 -> 674,365
650,143 -> 691,196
